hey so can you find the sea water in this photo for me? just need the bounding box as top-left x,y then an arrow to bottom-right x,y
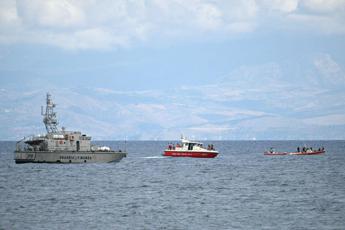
0,141 -> 344,229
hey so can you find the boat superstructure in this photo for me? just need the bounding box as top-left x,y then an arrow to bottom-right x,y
15,93 -> 127,163
163,136 -> 219,158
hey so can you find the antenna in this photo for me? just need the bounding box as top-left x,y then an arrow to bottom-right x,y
42,93 -> 59,133
124,136 -> 127,153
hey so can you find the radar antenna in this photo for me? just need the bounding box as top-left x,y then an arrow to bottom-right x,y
41,93 -> 59,133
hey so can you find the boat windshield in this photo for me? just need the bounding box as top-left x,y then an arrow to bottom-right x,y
188,143 -> 194,150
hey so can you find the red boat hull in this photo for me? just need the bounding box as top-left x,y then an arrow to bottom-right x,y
289,150 -> 325,155
163,150 -> 218,158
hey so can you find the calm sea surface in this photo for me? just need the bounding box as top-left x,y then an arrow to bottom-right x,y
0,140 -> 344,229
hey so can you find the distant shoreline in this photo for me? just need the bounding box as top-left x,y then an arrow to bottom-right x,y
1,140 -> 344,142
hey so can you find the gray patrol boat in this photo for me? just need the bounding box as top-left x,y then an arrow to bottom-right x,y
15,93 -> 127,163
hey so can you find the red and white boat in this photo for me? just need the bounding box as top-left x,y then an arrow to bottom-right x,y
163,137 -> 219,158
264,147 -> 325,156
289,149 -> 325,155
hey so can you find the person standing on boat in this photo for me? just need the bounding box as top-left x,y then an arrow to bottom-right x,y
297,147 -> 300,152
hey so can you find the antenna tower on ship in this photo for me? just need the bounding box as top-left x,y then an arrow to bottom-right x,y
41,93 -> 59,133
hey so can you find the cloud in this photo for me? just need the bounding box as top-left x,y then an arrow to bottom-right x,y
261,0 -> 345,13
1,0 -> 343,50
313,53 -> 345,85
16,0 -> 85,28
260,0 -> 299,13
287,13 -> 345,34
0,0 -> 18,25
48,28 -> 128,50
304,114 -> 345,126
302,0 -> 345,13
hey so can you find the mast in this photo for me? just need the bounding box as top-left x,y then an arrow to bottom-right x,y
41,93 -> 59,133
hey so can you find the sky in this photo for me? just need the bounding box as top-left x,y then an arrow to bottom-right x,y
1,0 -> 345,140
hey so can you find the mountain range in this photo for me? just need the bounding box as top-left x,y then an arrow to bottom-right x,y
1,53 -> 345,140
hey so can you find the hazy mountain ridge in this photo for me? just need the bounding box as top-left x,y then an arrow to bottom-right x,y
1,56 -> 345,140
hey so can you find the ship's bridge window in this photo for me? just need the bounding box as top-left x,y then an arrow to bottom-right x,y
188,143 -> 194,150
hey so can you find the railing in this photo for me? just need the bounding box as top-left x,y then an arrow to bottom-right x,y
15,134 -> 46,152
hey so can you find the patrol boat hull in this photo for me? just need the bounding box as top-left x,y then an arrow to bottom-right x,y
15,151 -> 127,164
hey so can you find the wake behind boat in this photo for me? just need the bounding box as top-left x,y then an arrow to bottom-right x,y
163,137 -> 219,158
